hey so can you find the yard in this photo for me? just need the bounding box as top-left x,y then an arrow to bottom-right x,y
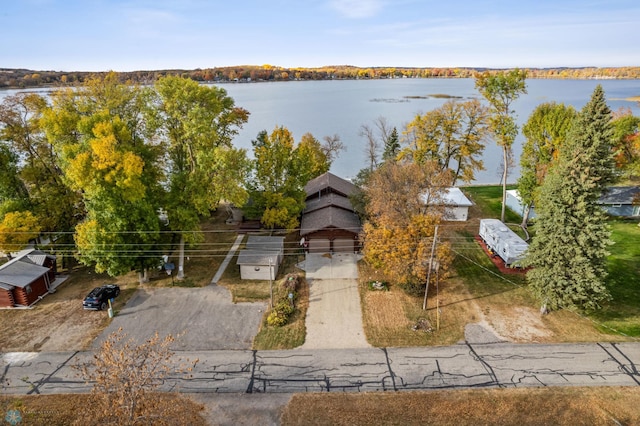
359,185 -> 640,347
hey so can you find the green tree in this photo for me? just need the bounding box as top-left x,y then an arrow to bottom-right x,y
475,69 -> 527,221
523,85 -> 615,311
42,74 -> 164,280
1,92 -> 82,265
382,127 -> 401,162
402,99 -> 489,185
295,132 -> 330,185
152,76 -> 250,279
247,127 -> 326,230
517,102 -> 577,225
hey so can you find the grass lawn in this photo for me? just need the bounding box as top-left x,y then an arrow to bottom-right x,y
360,185 -> 639,345
592,219 -> 640,336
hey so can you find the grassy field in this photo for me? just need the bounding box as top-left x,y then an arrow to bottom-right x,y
281,387 -> 640,426
0,393 -> 206,426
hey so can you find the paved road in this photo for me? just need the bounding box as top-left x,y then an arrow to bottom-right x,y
2,342 -> 638,395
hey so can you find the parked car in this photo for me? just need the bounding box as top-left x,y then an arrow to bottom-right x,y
83,284 -> 120,310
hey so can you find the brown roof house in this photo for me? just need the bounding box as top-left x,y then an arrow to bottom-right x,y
236,235 -> 285,280
300,172 -> 362,253
0,248 -> 58,308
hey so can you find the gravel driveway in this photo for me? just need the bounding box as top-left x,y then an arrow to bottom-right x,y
94,285 -> 266,350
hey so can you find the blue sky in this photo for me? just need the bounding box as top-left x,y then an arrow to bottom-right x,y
2,0 -> 639,71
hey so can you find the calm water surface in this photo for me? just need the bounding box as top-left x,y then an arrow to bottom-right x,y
3,79 -> 639,184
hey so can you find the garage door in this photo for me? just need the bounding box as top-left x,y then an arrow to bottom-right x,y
308,238 -> 330,253
333,238 -> 354,252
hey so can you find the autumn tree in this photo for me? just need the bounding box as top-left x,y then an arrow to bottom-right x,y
0,211 -> 40,256
402,99 -> 489,185
361,161 -> 452,295
151,76 -> 250,279
517,102 -> 577,225
523,85 -> 615,311
42,74 -> 164,281
0,93 -> 81,264
611,109 -> 640,180
78,328 -> 198,425
475,69 -> 527,221
247,127 -> 329,229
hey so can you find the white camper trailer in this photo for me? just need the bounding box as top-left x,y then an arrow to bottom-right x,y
478,219 -> 528,267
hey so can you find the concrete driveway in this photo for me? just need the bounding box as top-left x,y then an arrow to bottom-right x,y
300,253 -> 369,349
94,285 -> 265,351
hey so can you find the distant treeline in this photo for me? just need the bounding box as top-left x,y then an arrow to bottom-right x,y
2,65 -> 640,89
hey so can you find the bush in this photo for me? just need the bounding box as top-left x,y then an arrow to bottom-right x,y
399,281 -> 425,297
266,298 -> 296,327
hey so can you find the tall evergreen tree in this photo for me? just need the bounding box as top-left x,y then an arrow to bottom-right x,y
382,127 -> 400,162
523,85 -> 615,311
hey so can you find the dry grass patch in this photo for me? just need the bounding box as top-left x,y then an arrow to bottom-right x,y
359,262 -> 476,347
0,268 -> 140,352
0,393 -> 206,426
281,387 -> 640,426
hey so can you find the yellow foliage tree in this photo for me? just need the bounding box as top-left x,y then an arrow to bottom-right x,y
361,161 -> 452,294
0,211 -> 41,254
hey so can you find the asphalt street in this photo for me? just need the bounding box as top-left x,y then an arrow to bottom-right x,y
2,342 -> 639,395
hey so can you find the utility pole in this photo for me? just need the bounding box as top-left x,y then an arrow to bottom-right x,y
269,257 -> 274,308
422,225 -> 439,311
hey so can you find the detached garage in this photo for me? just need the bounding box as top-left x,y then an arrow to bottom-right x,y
236,236 -> 285,280
301,172 -> 362,254
236,250 -> 280,280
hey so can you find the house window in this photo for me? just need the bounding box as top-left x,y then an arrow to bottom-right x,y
25,285 -> 32,295
633,205 -> 640,217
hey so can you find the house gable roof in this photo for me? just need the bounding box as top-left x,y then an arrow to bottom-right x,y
0,261 -> 51,289
300,206 -> 361,236
599,186 -> 640,205
245,236 -> 285,251
304,192 -> 355,214
304,172 -> 358,199
236,250 -> 280,266
442,188 -> 473,207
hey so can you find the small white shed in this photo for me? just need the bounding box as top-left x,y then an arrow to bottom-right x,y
236,250 -> 280,280
442,188 -> 473,221
236,236 -> 285,280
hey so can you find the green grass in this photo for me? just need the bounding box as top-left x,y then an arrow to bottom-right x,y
448,188 -> 639,341
252,273 -> 308,350
591,220 -> 640,336
463,184 -> 522,224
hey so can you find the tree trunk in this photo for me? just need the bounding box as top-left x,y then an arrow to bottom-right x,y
501,146 -> 508,222
138,269 -> 149,284
177,234 -> 185,280
521,203 -> 531,229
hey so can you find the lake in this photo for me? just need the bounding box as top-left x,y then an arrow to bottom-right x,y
3,78 -> 640,184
